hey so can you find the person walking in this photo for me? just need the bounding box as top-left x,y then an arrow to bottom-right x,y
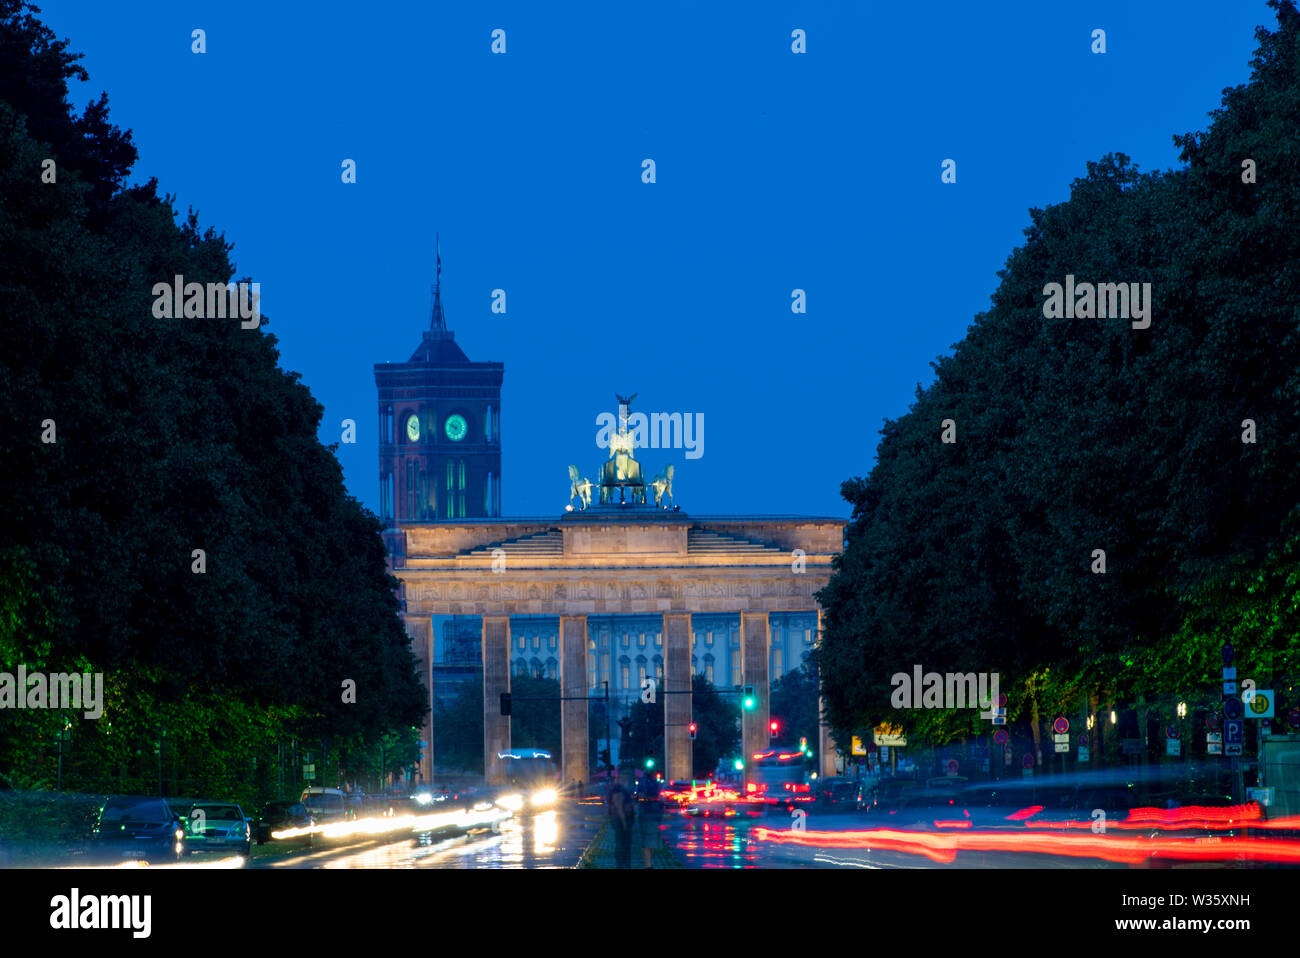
607,777 -> 635,868
639,775 -> 664,867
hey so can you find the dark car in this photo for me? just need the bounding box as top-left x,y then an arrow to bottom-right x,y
816,777 -> 862,813
89,795 -> 186,863
253,802 -> 315,846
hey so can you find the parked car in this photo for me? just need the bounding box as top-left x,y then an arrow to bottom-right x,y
184,802 -> 252,857
253,801 -> 315,846
88,795 -> 186,863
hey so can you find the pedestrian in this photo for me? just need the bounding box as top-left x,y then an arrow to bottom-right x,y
639,775 -> 664,868
607,776 -> 635,868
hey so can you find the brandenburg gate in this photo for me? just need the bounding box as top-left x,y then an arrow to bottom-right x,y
394,399 -> 846,786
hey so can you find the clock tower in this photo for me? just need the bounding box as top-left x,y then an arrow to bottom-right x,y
375,243 -> 503,564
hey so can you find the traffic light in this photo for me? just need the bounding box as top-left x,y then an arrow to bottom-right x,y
769,719 -> 780,741
499,692 -> 511,716
644,753 -> 656,770
733,758 -> 744,771
688,722 -> 698,741
599,748 -> 611,768
742,685 -> 756,710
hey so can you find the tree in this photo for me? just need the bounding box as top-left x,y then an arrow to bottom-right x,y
817,1 -> 1300,750
0,2 -> 426,801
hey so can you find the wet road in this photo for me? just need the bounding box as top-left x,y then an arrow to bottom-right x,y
250,801 -> 602,869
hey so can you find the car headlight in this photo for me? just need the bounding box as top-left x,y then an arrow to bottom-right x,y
174,828 -> 185,840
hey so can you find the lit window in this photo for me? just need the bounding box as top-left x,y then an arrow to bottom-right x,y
549,635 -> 557,650
655,632 -> 662,646
639,664 -> 646,686
517,636 -> 525,650
706,631 -> 713,646
622,633 -> 629,649
621,663 -> 629,689
732,663 -> 741,687
533,635 -> 539,650
805,628 -> 812,644
773,648 -> 784,677
706,662 -> 714,683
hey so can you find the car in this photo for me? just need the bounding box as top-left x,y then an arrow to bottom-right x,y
88,795 -> 186,863
252,801 -> 315,846
815,777 -> 863,813
184,802 -> 252,857
299,787 -> 354,823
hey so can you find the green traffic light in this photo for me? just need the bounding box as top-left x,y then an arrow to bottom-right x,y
645,757 -> 655,769
733,759 -> 744,771
743,696 -> 755,710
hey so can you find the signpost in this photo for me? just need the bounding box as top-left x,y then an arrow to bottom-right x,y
1053,717 -> 1070,735
1247,690 -> 1274,719
945,759 -> 959,776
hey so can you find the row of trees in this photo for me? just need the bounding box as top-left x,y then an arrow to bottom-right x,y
816,1 -> 1300,756
0,1 -> 425,810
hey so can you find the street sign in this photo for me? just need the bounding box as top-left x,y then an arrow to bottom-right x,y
1206,713 -> 1222,731
999,693 -> 1007,707
945,759 -> 959,775
1053,717 -> 1070,735
1224,698 -> 1243,721
993,729 -> 1009,745
851,735 -> 866,756
1022,753 -> 1035,769
1206,732 -> 1223,744
1053,733 -> 1069,743
878,746 -> 889,762
1077,746 -> 1090,763
1247,787 -> 1275,807
1225,720 -> 1243,746
1247,690 -> 1274,719
992,714 -> 1007,726
1223,681 -> 1238,696
1222,666 -> 1237,680
1225,743 -> 1243,756
1221,643 -> 1234,664
1165,725 -> 1178,739
1166,739 -> 1181,756
1079,733 -> 1089,746
1054,743 -> 1069,753
1288,707 -> 1300,731
303,763 -> 315,780
1207,743 -> 1224,755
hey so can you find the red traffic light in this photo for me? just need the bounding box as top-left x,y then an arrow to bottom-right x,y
688,722 -> 698,740
769,720 -> 779,738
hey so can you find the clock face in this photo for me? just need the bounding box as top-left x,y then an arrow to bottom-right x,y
444,414 -> 468,442
405,415 -> 420,442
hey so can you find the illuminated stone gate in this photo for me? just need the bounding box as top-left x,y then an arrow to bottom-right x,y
393,398 -> 845,786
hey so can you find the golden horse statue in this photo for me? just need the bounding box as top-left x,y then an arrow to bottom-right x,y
568,464 -> 593,510
650,464 -> 674,508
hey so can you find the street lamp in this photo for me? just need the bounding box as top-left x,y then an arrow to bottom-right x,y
1177,701 -> 1187,718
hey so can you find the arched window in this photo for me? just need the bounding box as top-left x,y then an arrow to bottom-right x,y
704,653 -> 714,684
546,658 -> 557,680
619,656 -> 630,690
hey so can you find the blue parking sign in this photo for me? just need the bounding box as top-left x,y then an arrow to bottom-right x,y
1224,720 -> 1243,745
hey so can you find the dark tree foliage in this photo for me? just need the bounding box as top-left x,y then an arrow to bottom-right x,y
0,2 -> 425,794
817,1 -> 1300,742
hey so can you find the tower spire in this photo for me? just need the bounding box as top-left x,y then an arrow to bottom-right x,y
430,233 -> 447,332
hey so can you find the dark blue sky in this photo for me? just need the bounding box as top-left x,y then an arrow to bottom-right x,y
43,2 -> 1266,518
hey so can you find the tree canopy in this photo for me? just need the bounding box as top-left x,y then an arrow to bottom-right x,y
0,0 -> 425,800
816,1 -> 1300,752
